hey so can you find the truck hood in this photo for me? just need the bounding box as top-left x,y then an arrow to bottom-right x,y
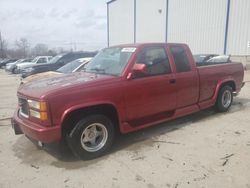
17,62 -> 35,68
21,71 -> 62,84
31,62 -> 53,68
6,63 -> 15,68
18,72 -> 117,99
6,62 -> 15,66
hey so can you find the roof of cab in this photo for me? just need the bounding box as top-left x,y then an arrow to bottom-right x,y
109,43 -> 187,48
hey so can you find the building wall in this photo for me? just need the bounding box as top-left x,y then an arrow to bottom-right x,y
108,0 -> 250,56
136,0 -> 166,43
227,0 -> 250,55
108,0 -> 134,46
167,0 -> 227,54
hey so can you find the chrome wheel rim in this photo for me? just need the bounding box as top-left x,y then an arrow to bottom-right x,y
222,90 -> 232,108
80,123 -> 108,152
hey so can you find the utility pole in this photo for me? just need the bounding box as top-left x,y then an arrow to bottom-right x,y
74,42 -> 77,51
0,31 -> 3,58
70,39 -> 73,52
0,31 -> 7,59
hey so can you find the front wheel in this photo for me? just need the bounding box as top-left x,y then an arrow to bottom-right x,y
215,85 -> 233,112
66,115 -> 115,160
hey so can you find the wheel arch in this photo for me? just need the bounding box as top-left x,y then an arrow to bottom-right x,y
220,80 -> 236,91
61,103 -> 121,137
213,78 -> 236,101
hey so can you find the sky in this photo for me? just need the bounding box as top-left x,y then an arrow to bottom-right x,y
0,0 -> 108,51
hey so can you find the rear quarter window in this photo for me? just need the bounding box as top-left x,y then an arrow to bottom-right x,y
170,46 -> 191,72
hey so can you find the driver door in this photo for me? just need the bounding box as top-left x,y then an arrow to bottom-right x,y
124,46 -> 176,122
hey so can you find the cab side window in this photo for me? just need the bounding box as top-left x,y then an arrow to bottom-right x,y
136,47 -> 171,76
37,58 -> 47,64
170,46 -> 191,72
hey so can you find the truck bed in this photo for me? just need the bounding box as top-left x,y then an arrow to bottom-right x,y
197,62 -> 244,102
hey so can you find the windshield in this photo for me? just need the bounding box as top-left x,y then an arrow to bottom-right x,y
24,58 -> 33,62
84,47 -> 135,76
57,59 -> 84,73
48,55 -> 63,64
15,59 -> 23,64
31,57 -> 39,63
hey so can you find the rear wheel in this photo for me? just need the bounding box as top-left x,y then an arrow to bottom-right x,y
215,85 -> 233,112
13,67 -> 18,74
66,115 -> 115,160
11,68 -> 15,74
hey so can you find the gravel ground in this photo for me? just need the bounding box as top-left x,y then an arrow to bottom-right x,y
0,69 -> 250,188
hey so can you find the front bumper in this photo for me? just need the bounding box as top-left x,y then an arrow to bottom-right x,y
5,67 -> 11,72
11,110 -> 61,143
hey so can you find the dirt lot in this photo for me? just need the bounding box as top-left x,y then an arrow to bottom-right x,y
0,69 -> 250,188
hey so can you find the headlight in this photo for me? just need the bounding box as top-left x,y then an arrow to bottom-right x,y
28,100 -> 48,120
28,100 -> 40,109
24,67 -> 34,72
28,99 -> 47,110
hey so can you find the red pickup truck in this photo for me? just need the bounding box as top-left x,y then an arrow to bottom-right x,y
12,43 -> 244,160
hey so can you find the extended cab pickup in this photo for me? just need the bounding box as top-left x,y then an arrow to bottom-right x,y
12,43 -> 244,160
15,56 -> 52,73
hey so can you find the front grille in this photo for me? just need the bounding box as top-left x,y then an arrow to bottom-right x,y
18,98 -> 29,117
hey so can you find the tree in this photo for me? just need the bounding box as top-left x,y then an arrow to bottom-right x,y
0,32 -> 8,58
32,43 -> 48,56
47,49 -> 57,56
15,38 -> 29,58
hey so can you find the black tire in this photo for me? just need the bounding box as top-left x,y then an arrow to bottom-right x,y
13,67 -> 17,74
66,115 -> 115,160
215,85 -> 233,112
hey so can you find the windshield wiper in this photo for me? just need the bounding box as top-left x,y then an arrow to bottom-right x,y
55,70 -> 62,73
89,68 -> 106,74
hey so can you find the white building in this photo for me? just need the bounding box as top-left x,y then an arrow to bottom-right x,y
107,0 -> 250,61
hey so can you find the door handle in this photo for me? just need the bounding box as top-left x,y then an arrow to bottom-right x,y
169,79 -> 176,84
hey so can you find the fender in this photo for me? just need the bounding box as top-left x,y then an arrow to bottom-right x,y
212,77 -> 236,102
198,77 -> 236,110
60,100 -> 122,127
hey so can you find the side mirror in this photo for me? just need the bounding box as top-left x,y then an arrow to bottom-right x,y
127,64 -> 146,79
